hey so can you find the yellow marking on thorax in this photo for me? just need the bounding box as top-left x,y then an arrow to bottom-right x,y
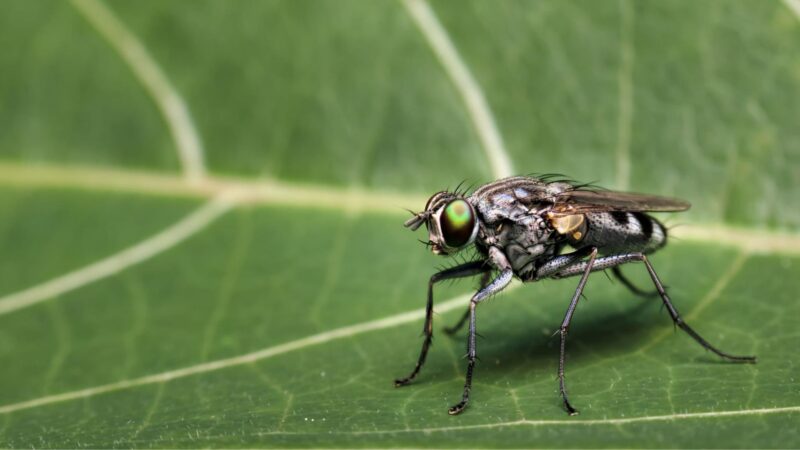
548,213 -> 584,233
548,212 -> 587,244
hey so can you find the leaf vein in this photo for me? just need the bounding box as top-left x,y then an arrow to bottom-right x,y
402,0 -> 513,179
0,194 -> 236,316
0,285 -> 522,415
615,0 -> 635,190
70,0 -> 206,182
250,406 -> 800,436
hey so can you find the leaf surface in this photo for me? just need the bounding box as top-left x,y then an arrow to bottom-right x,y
0,0 -> 799,448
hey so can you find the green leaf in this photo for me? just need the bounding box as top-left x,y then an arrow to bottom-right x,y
1,0 -> 799,447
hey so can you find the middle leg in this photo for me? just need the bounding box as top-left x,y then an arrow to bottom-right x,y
445,246 -> 596,336
556,247 -> 598,415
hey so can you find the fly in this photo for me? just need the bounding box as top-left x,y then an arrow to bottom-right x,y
395,175 -> 756,415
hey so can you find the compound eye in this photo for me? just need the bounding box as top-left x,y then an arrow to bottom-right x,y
439,199 -> 476,248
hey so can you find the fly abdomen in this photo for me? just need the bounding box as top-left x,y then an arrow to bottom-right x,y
576,211 -> 667,254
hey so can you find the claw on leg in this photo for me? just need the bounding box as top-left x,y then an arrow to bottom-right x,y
394,376 -> 412,387
448,401 -> 468,415
563,399 -> 579,416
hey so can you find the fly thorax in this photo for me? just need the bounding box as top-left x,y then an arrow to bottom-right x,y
491,216 -> 551,273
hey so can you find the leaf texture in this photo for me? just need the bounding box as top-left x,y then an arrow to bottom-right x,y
0,0 -> 798,447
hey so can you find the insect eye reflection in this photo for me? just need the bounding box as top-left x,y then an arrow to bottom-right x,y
438,199 -> 476,248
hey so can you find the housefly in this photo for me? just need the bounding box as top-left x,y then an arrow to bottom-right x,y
396,175 -> 756,415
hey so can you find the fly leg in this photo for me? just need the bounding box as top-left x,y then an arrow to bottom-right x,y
395,260 -> 490,387
443,271 -> 490,335
611,266 -> 658,298
531,246 -> 597,280
555,247 -> 598,415
553,253 -> 756,363
443,307 -> 470,336
449,266 -> 514,415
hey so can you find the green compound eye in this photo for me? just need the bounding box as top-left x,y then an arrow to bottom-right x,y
439,199 -> 476,248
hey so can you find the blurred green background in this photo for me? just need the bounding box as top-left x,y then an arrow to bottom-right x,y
0,0 -> 798,447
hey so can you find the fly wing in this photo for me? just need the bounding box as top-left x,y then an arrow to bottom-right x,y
553,189 -> 690,214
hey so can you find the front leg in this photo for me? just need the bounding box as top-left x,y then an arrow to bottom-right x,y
443,271 -> 490,336
449,247 -> 514,415
394,260 -> 489,387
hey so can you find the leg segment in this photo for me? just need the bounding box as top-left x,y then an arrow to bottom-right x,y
395,261 -> 490,387
551,253 -> 642,277
557,248 -> 598,415
443,271 -> 491,335
449,268 -> 514,415
532,246 -> 596,280
552,253 -> 756,363
612,266 -> 658,298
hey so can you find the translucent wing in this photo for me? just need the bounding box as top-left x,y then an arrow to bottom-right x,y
553,189 -> 690,214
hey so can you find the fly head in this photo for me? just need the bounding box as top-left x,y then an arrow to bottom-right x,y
404,191 -> 479,255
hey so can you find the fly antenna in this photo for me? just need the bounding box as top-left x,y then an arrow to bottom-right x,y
404,211 -> 431,230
